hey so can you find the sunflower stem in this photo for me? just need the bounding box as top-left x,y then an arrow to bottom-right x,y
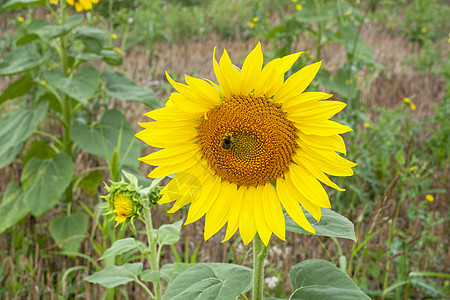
252,234 -> 267,300
143,200 -> 162,300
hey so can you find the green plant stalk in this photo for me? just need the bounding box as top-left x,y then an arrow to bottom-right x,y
143,199 -> 161,300
252,234 -> 267,300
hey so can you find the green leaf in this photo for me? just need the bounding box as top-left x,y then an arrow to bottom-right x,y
1,0 -> 45,9
162,263 -> 253,300
84,263 -> 143,288
17,15 -> 84,44
140,270 -> 161,282
285,207 -> 356,241
334,25 -> 374,58
0,143 -> 23,169
103,70 -> 160,108
317,68 -> 358,99
160,263 -> 196,283
0,182 -> 30,234
0,101 -> 48,168
49,212 -> 88,252
44,67 -> 100,104
70,109 -> 140,168
99,238 -> 142,260
22,140 -> 57,165
78,171 -> 104,195
0,74 -> 35,104
288,259 -> 370,299
100,49 -> 123,66
157,220 -> 183,246
21,152 -> 74,217
0,44 -> 48,76
75,27 -> 106,54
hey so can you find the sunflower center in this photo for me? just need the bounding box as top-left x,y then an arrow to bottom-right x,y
197,94 -> 298,186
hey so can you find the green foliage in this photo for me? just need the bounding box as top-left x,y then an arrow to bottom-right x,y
285,208 -> 356,241
162,263 -> 253,300
268,259 -> 370,299
49,212 -> 88,252
84,263 -> 144,288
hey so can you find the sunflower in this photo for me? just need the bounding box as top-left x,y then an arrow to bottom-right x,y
50,0 -> 99,12
136,43 -> 356,246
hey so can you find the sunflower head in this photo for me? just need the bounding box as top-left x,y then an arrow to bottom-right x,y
137,42 -> 356,245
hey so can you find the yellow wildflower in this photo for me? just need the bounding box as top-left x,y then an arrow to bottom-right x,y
425,194 -> 434,202
296,4 -> 302,11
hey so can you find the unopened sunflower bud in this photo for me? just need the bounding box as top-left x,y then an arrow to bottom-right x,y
102,172 -> 143,231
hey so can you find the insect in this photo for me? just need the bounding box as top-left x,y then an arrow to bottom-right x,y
222,135 -> 232,150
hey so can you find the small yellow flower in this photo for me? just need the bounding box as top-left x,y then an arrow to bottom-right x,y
305,50 -> 310,55
41,80 -> 47,85
67,68 -> 72,73
122,7 -> 128,12
425,194 -> 434,202
403,97 -> 410,104
252,17 -> 259,23
410,103 -> 416,111
265,12 -> 271,17
111,33 -> 118,39
291,0 -> 298,2
296,4 -> 302,11
409,166 -> 418,172
345,11 -> 351,16
364,122 -> 371,128
49,0 -> 58,4
248,22 -> 255,29
17,17 -> 24,22
309,55 -> 314,60
113,47 -> 125,56
420,27 -> 427,33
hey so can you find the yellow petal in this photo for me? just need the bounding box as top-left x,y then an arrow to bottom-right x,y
185,175 -> 221,224
184,75 -> 221,106
145,106 -> 200,121
148,154 -> 201,178
222,187 -> 245,242
136,126 -> 197,148
204,181 -> 236,240
213,47 -> 232,98
285,173 -> 322,221
274,61 -> 322,103
240,42 -> 263,95
289,163 -> 331,209
282,92 -> 332,110
294,154 -> 344,191
298,134 -> 347,155
219,49 -> 242,95
277,179 -> 315,234
253,184 -> 272,245
296,120 -> 353,136
299,146 -> 357,175
139,143 -> 199,166
239,187 -> 257,245
262,184 -> 285,241
287,101 -> 347,122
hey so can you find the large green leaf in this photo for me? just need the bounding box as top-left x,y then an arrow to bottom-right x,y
160,263 -> 197,283
17,15 -> 83,44
49,212 -> 88,252
0,44 -> 48,76
140,270 -> 161,283
0,74 -> 35,104
22,140 -> 57,165
332,25 -> 375,58
103,70 -> 160,108
162,263 -> 253,300
44,67 -> 100,104
157,220 -> 183,246
75,27 -> 105,54
70,109 -> 140,168
99,238 -> 143,260
21,152 -> 74,217
1,0 -> 45,9
0,182 -> 30,234
287,259 -> 370,299
84,263 -> 143,288
285,207 -> 356,241
0,101 -> 48,168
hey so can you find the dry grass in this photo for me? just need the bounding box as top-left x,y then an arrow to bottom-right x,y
0,12 -> 448,299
